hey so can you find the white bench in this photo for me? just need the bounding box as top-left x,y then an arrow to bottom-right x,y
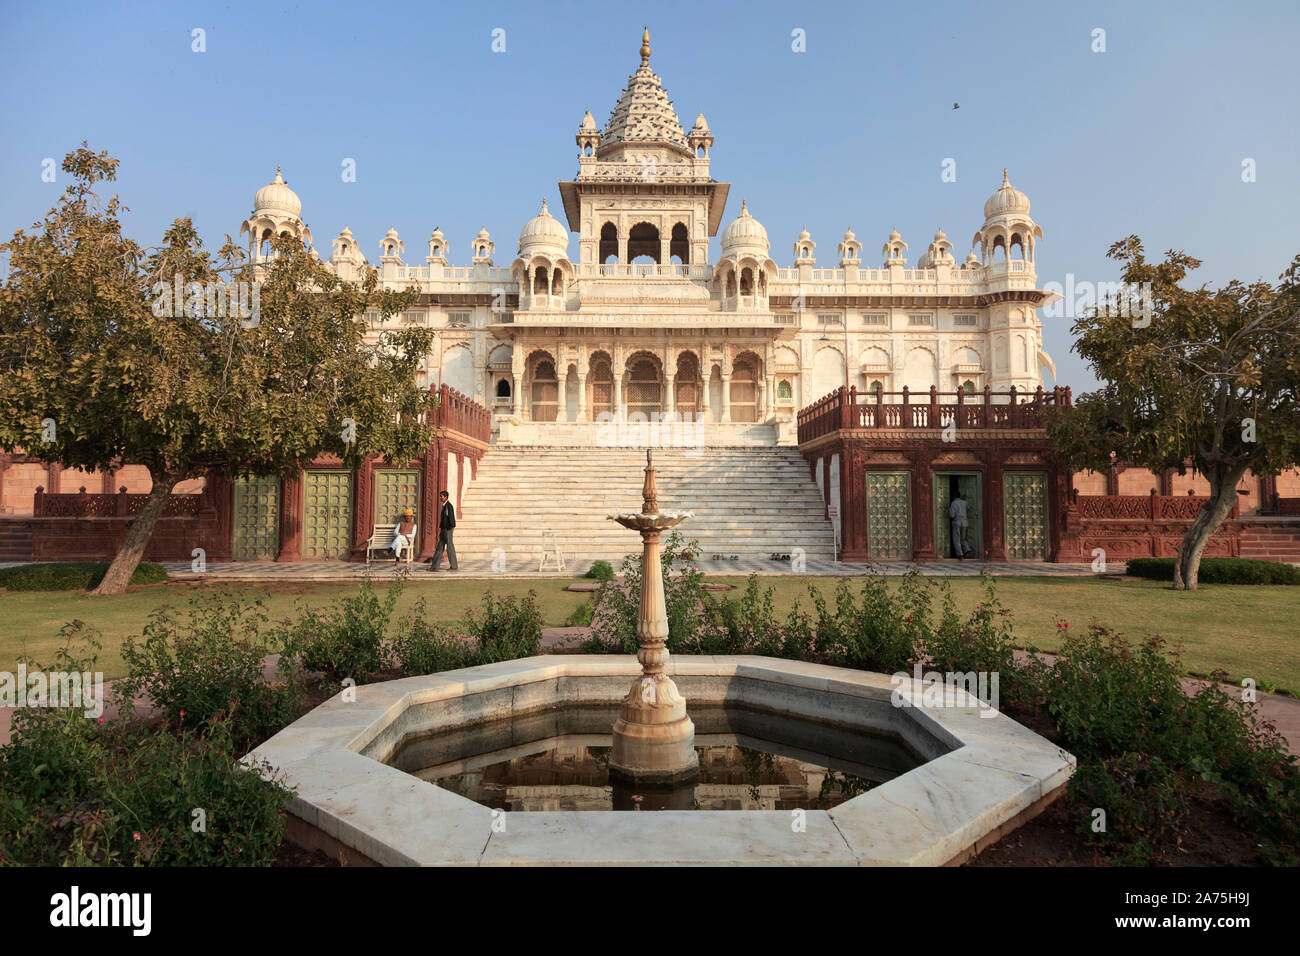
366,525 -> 417,565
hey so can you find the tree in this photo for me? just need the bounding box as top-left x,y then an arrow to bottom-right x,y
0,146 -> 437,594
1047,237 -> 1300,589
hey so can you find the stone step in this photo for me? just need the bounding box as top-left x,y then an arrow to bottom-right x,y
452,444 -> 835,561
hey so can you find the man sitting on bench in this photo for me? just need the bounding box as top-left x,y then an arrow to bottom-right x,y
391,507 -> 417,564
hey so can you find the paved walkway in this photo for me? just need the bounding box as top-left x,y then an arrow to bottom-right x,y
130,557 -> 1105,582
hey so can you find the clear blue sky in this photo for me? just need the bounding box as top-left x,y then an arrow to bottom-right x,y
2,0 -> 1297,389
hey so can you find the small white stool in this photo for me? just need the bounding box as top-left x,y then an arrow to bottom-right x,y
538,532 -> 566,572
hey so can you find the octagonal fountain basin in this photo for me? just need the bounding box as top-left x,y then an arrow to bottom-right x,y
247,656 -> 1075,867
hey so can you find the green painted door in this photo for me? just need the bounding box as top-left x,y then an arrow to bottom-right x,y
864,471 -> 911,560
232,476 -> 279,560
934,473 -> 982,558
1004,471 -> 1048,560
374,469 -> 421,545
303,471 -> 353,560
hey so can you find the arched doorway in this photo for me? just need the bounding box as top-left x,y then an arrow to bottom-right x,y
530,359 -> 558,422
587,353 -> 613,418
626,356 -> 662,418
730,356 -> 760,422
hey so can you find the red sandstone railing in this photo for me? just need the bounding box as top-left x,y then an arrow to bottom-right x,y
1076,491 -> 1238,521
797,385 -> 1073,444
432,383 -> 490,444
33,485 -> 204,518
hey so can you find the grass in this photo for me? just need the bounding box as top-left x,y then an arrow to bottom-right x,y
2,572 -> 1297,691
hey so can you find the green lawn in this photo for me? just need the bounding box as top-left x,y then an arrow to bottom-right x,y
3,573 -> 1297,692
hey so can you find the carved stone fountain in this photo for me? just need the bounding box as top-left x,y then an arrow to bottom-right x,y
607,450 -> 699,786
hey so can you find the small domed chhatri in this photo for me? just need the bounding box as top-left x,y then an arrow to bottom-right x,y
984,168 -> 1031,220
518,198 -> 569,256
720,199 -> 769,256
253,166 -> 301,217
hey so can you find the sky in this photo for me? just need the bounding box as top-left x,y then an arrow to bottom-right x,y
1,0 -> 1297,390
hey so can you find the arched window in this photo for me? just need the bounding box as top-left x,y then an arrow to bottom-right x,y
600,222 -> 619,264
495,378 -> 512,399
670,222 -> 690,264
628,222 -> 661,264
530,360 -> 558,421
961,380 -> 975,395
533,266 -> 549,295
869,380 -> 884,398
675,352 -> 701,416
588,354 -> 613,417
777,379 -> 793,401
730,357 -> 760,422
626,357 -> 662,417
740,267 -> 754,295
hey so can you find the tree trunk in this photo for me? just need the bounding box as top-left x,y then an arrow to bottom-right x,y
1172,465 -> 1247,591
91,475 -> 174,596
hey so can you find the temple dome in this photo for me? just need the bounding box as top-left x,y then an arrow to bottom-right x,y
253,166 -> 301,217
720,200 -> 769,256
983,169 -> 1031,220
518,198 -> 569,256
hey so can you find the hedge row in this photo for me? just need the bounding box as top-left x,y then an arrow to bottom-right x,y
0,561 -> 169,591
1125,557 -> 1300,585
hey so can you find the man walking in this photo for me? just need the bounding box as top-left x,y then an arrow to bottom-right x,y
427,490 -> 458,571
948,490 -> 972,560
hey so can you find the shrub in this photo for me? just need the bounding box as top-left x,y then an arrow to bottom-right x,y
117,592 -> 302,750
393,592 -> 543,674
0,638 -> 291,866
1124,556 -> 1300,585
563,600 -> 595,627
923,573 -> 1027,706
391,605 -> 477,675
1031,624 -> 1187,761
583,532 -> 718,654
585,560 -> 614,583
0,561 -> 167,591
1067,754 -> 1192,865
277,576 -> 398,684
462,590 -> 543,664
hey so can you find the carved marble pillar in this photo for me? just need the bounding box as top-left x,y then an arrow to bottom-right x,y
511,373 -> 522,417
613,370 -> 624,421
720,373 -> 731,423
577,373 -> 588,422
663,373 -> 675,414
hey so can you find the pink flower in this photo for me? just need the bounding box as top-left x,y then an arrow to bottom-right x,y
133,831 -> 141,841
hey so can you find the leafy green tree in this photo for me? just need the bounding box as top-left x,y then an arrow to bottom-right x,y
0,146 -> 436,594
1048,237 -> 1300,589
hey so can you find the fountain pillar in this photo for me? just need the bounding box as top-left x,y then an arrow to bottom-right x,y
608,451 -> 699,786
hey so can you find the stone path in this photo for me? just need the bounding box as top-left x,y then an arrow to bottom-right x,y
133,557 -> 1104,582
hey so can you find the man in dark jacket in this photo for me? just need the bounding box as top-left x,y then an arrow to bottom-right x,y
427,490 -> 458,571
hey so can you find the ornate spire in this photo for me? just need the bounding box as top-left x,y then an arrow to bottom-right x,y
640,27 -> 651,67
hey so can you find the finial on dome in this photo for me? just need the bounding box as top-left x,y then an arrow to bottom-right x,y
1002,168 -> 1009,185
741,199 -> 749,215
541,197 -> 548,213
274,165 -> 283,183
640,27 -> 651,66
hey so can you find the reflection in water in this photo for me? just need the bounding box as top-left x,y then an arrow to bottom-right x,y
389,704 -> 923,812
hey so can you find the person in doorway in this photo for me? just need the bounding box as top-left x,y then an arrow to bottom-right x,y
427,490 -> 458,571
949,491 -> 972,559
391,507 -> 416,564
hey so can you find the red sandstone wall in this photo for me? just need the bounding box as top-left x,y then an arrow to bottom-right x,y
1117,468 -> 1159,495
1073,469 -> 1106,495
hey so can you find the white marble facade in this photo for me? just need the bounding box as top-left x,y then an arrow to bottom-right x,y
239,30 -> 1056,446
